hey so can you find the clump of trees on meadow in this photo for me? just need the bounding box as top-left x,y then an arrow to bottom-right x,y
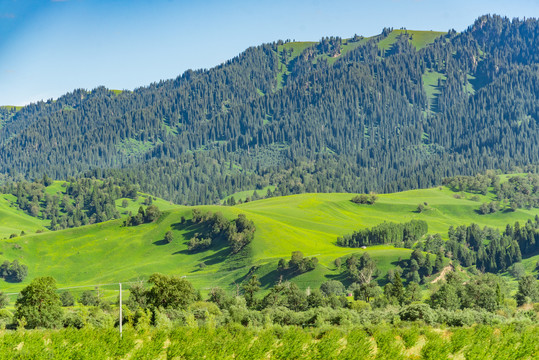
0,260 -> 28,283
277,251 -> 318,274
444,172 -> 539,213
414,219 -> 539,274
351,193 -> 378,205
189,209 -> 256,254
337,220 -> 428,248
123,205 -> 161,226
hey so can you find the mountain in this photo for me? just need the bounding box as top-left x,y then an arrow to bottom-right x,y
0,15 -> 538,205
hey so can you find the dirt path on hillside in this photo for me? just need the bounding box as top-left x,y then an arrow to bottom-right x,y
431,263 -> 455,283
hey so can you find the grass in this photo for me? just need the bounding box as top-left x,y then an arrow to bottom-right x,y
2,183 -> 539,296
4,324 -> 539,359
406,30 -> 446,50
0,181 -> 178,239
0,194 -> 48,238
0,105 -> 23,111
276,42 -> 316,89
465,74 -> 476,95
116,138 -> 161,156
317,37 -> 370,65
221,186 -> 276,204
378,30 -> 445,52
274,30 -> 443,89
422,70 -> 446,112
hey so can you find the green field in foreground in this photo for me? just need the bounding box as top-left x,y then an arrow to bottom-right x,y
1,185 -> 538,295
1,324 -> 537,359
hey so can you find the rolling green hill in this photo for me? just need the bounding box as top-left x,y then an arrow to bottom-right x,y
0,194 -> 48,238
0,180 -> 178,239
1,184 -> 539,297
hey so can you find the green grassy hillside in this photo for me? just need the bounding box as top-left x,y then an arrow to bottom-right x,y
378,29 -> 445,52
276,41 -> 316,89
0,181 -> 177,239
0,194 -> 48,238
1,185 -> 538,296
221,186 -> 275,204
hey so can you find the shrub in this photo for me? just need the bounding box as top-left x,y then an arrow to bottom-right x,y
349,300 -> 371,312
63,309 -> 85,329
87,307 -> 115,328
399,303 -> 436,324
351,193 -> 377,205
320,280 -> 346,297
0,292 -> 8,309
0,309 -> 13,328
0,260 -> 28,282
60,291 -> 75,307
164,231 -> 174,244
79,290 -> 100,306
15,276 -> 63,328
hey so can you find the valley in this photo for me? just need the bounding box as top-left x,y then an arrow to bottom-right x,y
2,178 -> 539,296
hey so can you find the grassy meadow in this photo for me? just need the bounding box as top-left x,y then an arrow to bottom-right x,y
1,181 -> 539,297
0,194 -> 48,238
378,29 -> 445,52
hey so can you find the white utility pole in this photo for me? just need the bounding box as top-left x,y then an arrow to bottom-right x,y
119,282 -> 122,338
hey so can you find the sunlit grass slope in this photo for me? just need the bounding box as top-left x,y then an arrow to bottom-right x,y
0,181 -> 177,239
378,29 -> 445,52
238,188 -> 539,261
0,194 -> 48,238
276,41 -> 316,89
1,186 -> 538,294
221,186 -> 276,204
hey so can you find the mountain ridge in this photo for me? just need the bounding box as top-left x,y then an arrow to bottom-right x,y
0,15 -> 538,206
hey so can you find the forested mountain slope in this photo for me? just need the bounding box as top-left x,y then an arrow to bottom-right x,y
0,15 -> 538,205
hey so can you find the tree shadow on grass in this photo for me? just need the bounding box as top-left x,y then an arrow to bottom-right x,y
501,208 -> 516,214
172,249 -> 190,255
170,221 -> 205,239
168,221 -> 211,254
232,265 -> 261,285
152,239 -> 169,246
173,235 -> 231,265
430,89 -> 441,113
257,269 -> 283,289
469,72 -> 490,93
325,271 -> 352,287
257,267 -> 323,289
198,247 -> 231,266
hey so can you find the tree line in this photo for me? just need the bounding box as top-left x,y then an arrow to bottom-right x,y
1,176 -> 139,231
337,220 -> 428,248
4,267 -> 539,331
444,171 -> 539,213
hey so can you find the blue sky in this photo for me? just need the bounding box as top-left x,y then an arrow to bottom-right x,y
1,0 -> 537,106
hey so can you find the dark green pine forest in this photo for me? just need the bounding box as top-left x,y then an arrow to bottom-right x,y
0,15 -> 538,204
